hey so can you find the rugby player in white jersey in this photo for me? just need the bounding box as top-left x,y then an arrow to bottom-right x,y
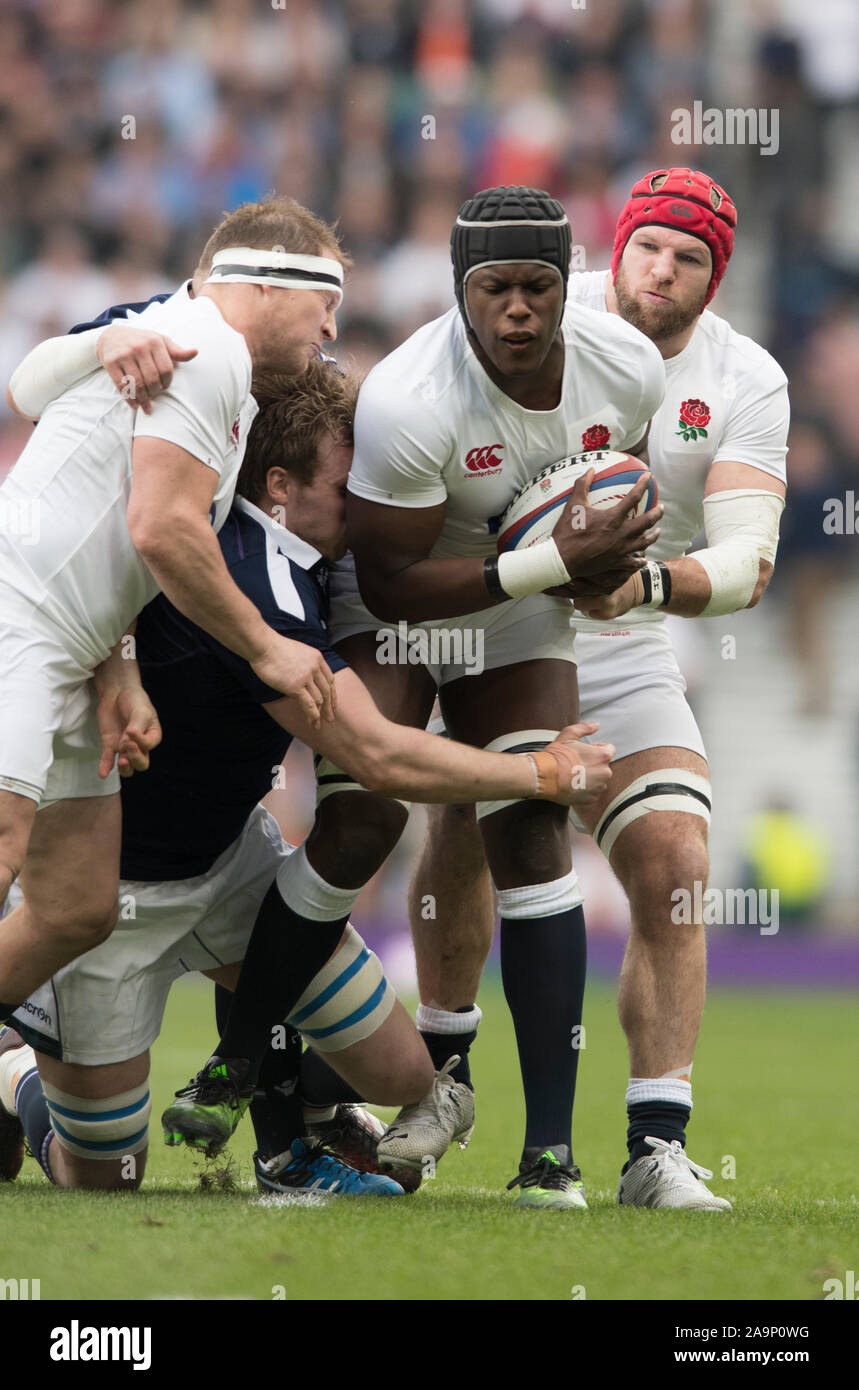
407,169 -> 788,1210
0,197 -> 347,1030
293,186 -> 666,1207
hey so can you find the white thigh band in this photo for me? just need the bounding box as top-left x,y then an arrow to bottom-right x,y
693,489 -> 784,616
286,924 -> 395,1053
496,867 -> 583,919
314,755 -> 411,812
593,768 -> 711,860
476,728 -> 559,821
42,1078 -> 151,1160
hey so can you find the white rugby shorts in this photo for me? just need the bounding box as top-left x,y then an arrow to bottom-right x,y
572,621 -> 706,762
327,553 -> 575,686
0,602 -> 120,805
8,805 -> 289,1065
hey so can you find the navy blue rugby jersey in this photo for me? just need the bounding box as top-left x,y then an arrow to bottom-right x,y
69,290 -> 173,333
119,497 -> 348,882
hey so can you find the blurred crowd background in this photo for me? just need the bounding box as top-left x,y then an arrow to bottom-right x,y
1,0 -> 858,954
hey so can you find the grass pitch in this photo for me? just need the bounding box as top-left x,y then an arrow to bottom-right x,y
2,977 -> 855,1302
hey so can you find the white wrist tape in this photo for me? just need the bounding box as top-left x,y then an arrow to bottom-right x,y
8,328 -> 104,420
497,538 -> 570,598
693,489 -> 784,616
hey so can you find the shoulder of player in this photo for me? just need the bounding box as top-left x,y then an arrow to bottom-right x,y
563,296 -> 661,368
358,309 -> 465,418
566,269 -> 609,310
139,291 -> 252,381
695,309 -> 788,388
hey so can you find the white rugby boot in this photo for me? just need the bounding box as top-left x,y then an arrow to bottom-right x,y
618,1136 -> 732,1211
376,1056 -> 474,1186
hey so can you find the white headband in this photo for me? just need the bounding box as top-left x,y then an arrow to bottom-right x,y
205,248 -> 344,306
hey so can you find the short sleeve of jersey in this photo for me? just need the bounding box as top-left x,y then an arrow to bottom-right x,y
202,607 -> 349,704
347,371 -> 451,508
711,361 -> 789,484
616,334 -> 666,453
132,307 -> 250,475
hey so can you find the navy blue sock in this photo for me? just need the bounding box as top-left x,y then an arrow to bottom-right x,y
215,985 -> 303,1160
626,1100 -> 690,1166
419,1018 -> 477,1089
299,1047 -> 363,1107
500,906 -> 587,1156
215,881 -> 348,1081
14,1067 -> 55,1181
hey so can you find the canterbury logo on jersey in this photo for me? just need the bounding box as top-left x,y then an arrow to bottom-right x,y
465,444 -> 503,473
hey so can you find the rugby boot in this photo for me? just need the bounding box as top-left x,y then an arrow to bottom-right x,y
162,1055 -> 254,1158
376,1055 -> 474,1190
618,1136 -> 732,1210
507,1144 -> 588,1211
254,1137 -> 404,1197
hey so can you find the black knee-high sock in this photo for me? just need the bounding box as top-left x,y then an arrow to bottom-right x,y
299,1047 -> 364,1108
215,881 -> 347,1080
500,906 -> 587,1155
216,985 -> 304,1159
14,1068 -> 55,1180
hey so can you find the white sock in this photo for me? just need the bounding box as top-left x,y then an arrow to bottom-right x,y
0,1041 -> 37,1116
626,1066 -> 694,1111
416,1003 -> 482,1035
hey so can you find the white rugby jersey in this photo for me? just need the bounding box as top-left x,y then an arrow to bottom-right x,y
0,288 -> 256,669
567,270 -> 789,626
347,302 -> 665,559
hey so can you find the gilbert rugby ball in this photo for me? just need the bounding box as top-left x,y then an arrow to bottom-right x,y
496,450 -> 657,554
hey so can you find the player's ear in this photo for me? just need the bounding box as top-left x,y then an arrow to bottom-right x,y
265,466 -> 291,507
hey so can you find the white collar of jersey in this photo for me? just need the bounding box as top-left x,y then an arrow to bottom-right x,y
233,496 -> 323,570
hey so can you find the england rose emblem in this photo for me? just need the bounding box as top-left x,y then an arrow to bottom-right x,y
676,399 -> 710,441
582,423 -> 611,450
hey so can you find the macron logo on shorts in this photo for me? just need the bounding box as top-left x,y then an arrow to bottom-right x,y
465,444 -> 503,476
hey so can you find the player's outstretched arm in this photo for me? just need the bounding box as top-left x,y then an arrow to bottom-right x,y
6,324 -> 194,420
128,438 -> 335,728
264,667 -> 613,808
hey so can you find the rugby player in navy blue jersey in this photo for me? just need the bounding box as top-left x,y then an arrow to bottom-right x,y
0,360 -> 611,1194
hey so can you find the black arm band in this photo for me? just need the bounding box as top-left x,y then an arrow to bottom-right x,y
483,556 -> 510,603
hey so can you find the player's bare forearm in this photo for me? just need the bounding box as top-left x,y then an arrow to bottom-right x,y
93,623 -> 140,697
265,670 -> 612,806
348,494 -> 503,620
361,553 -> 507,621
575,556 -> 773,620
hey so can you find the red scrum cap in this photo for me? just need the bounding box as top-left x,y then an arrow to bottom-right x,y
611,168 -> 737,308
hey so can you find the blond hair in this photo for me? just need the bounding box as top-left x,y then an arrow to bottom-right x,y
194,195 -> 351,281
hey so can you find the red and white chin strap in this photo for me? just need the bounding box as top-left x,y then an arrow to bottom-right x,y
204,247 -> 344,308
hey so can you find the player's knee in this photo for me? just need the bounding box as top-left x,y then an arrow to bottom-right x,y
485,803 -> 570,884
624,836 -> 710,925
43,1077 -> 150,1190
424,802 -> 483,860
308,793 -> 407,884
42,896 -> 119,951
